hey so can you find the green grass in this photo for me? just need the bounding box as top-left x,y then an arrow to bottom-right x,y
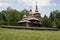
0,28 -> 60,40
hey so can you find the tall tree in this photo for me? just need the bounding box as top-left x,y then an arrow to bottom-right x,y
42,15 -> 52,27
0,10 -> 6,21
49,10 -> 60,29
6,7 -> 20,25
0,11 -> 6,25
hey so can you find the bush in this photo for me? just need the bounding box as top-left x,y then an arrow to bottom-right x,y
0,20 -> 6,26
56,20 -> 60,29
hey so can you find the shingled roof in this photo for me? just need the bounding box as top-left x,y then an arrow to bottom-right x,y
18,20 -> 30,23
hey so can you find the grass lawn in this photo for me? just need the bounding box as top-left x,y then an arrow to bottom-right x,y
0,27 -> 60,40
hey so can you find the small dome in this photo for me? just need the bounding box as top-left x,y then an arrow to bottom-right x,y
23,15 -> 27,18
18,20 -> 30,23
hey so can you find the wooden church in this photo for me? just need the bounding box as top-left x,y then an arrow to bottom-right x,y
18,2 -> 42,27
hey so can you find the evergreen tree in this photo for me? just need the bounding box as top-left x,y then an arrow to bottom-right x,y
49,10 -> 60,29
42,15 -> 52,27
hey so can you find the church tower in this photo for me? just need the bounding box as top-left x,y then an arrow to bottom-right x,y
29,6 -> 33,16
35,1 -> 39,13
18,1 -> 42,27
33,1 -> 41,19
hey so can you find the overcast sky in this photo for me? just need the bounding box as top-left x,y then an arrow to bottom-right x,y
0,0 -> 60,16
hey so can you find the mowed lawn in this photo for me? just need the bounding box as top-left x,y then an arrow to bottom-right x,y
0,28 -> 60,40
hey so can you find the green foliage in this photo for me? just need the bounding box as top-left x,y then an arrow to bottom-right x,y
49,10 -> 60,28
0,11 -> 6,21
42,15 -> 52,27
0,20 -> 6,26
49,12 -> 54,22
50,10 -> 60,20
21,9 -> 29,16
0,11 -> 7,25
55,19 -> 60,29
0,7 -> 29,26
19,9 -> 29,20
6,7 -> 20,25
